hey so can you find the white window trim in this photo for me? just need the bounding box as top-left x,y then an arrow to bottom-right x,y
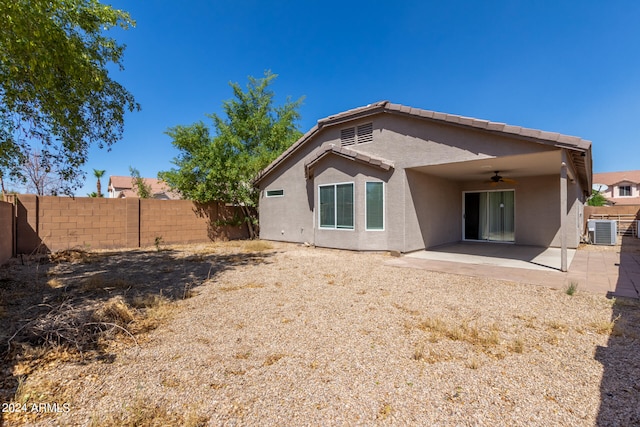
266,189 -> 284,198
617,185 -> 632,197
318,182 -> 355,230
365,181 -> 385,231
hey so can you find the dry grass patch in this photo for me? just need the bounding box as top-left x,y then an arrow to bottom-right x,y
242,240 -> 274,252
411,316 -> 521,361
94,397 -> 209,427
219,282 -> 265,292
80,275 -> 133,292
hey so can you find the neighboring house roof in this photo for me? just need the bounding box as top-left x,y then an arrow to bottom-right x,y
108,176 -> 181,199
593,170 -> 640,186
254,100 -> 592,186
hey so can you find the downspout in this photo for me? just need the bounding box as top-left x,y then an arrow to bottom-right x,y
560,152 -> 568,272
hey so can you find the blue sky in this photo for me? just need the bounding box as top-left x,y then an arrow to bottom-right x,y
77,0 -> 640,196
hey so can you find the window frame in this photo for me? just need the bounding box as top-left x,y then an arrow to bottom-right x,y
318,182 -> 355,230
365,181 -> 385,231
619,185 -> 632,197
265,189 -> 285,198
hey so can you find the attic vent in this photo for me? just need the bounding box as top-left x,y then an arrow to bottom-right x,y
357,123 -> 373,143
340,123 -> 373,146
340,127 -> 356,146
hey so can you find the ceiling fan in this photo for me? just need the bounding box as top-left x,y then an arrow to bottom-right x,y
487,171 -> 517,185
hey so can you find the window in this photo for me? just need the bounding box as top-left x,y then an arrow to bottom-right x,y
266,189 -> 284,197
340,123 -> 373,146
619,185 -> 631,197
319,183 -> 354,229
366,182 -> 384,230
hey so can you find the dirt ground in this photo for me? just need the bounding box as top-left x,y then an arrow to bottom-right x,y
0,240 -> 639,426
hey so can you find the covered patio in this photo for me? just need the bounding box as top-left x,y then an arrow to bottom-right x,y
406,147 -> 590,271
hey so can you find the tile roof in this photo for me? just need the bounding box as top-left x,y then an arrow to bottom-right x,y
304,144 -> 394,178
254,101 -> 592,185
593,171 -> 640,185
108,176 -> 180,199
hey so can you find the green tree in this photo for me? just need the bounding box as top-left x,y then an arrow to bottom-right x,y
159,71 -> 303,238
0,0 -> 140,195
129,166 -> 151,199
93,168 -> 106,197
587,189 -> 608,206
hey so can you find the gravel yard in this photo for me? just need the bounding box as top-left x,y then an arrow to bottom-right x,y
1,241 -> 639,426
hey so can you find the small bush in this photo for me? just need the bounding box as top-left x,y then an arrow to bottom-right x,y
565,281 -> 578,296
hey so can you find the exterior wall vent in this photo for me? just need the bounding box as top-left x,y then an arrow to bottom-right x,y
587,220 -> 617,245
356,123 -> 373,143
340,127 -> 356,146
340,123 -> 373,146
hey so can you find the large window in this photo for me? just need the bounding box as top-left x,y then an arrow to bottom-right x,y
619,185 -> 632,197
319,183 -> 354,229
366,182 -> 384,230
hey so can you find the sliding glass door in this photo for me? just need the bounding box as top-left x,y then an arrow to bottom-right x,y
464,191 -> 514,242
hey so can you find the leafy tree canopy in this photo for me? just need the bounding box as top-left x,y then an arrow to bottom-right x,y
587,189 -> 608,206
159,71 -> 303,238
129,166 -> 151,199
0,0 -> 139,194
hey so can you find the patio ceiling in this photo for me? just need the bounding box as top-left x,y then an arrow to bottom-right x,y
407,151 -> 564,182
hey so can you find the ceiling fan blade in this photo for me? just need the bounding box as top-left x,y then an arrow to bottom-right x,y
502,178 -> 517,184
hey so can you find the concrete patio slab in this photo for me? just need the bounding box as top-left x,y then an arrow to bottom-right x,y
385,242 -> 640,299
404,242 -> 575,271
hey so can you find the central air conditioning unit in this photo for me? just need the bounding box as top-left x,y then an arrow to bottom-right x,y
587,220 -> 617,245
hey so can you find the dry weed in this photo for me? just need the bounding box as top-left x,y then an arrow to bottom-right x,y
545,320 -> 568,331
393,303 -> 420,316
93,296 -> 136,327
377,402 -> 393,419
219,282 -> 265,292
46,278 -> 65,289
263,353 -> 286,366
49,249 -> 91,264
234,351 -> 251,360
466,358 -> 481,369
510,337 -> 525,353
588,315 -> 619,334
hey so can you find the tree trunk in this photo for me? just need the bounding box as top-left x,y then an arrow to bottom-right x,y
241,205 -> 256,239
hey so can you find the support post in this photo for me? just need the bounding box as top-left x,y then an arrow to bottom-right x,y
560,157 -> 568,272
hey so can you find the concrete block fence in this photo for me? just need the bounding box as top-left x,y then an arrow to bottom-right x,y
0,195 -> 249,260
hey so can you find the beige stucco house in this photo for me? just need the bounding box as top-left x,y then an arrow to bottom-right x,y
593,170 -> 640,205
255,101 -> 592,270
